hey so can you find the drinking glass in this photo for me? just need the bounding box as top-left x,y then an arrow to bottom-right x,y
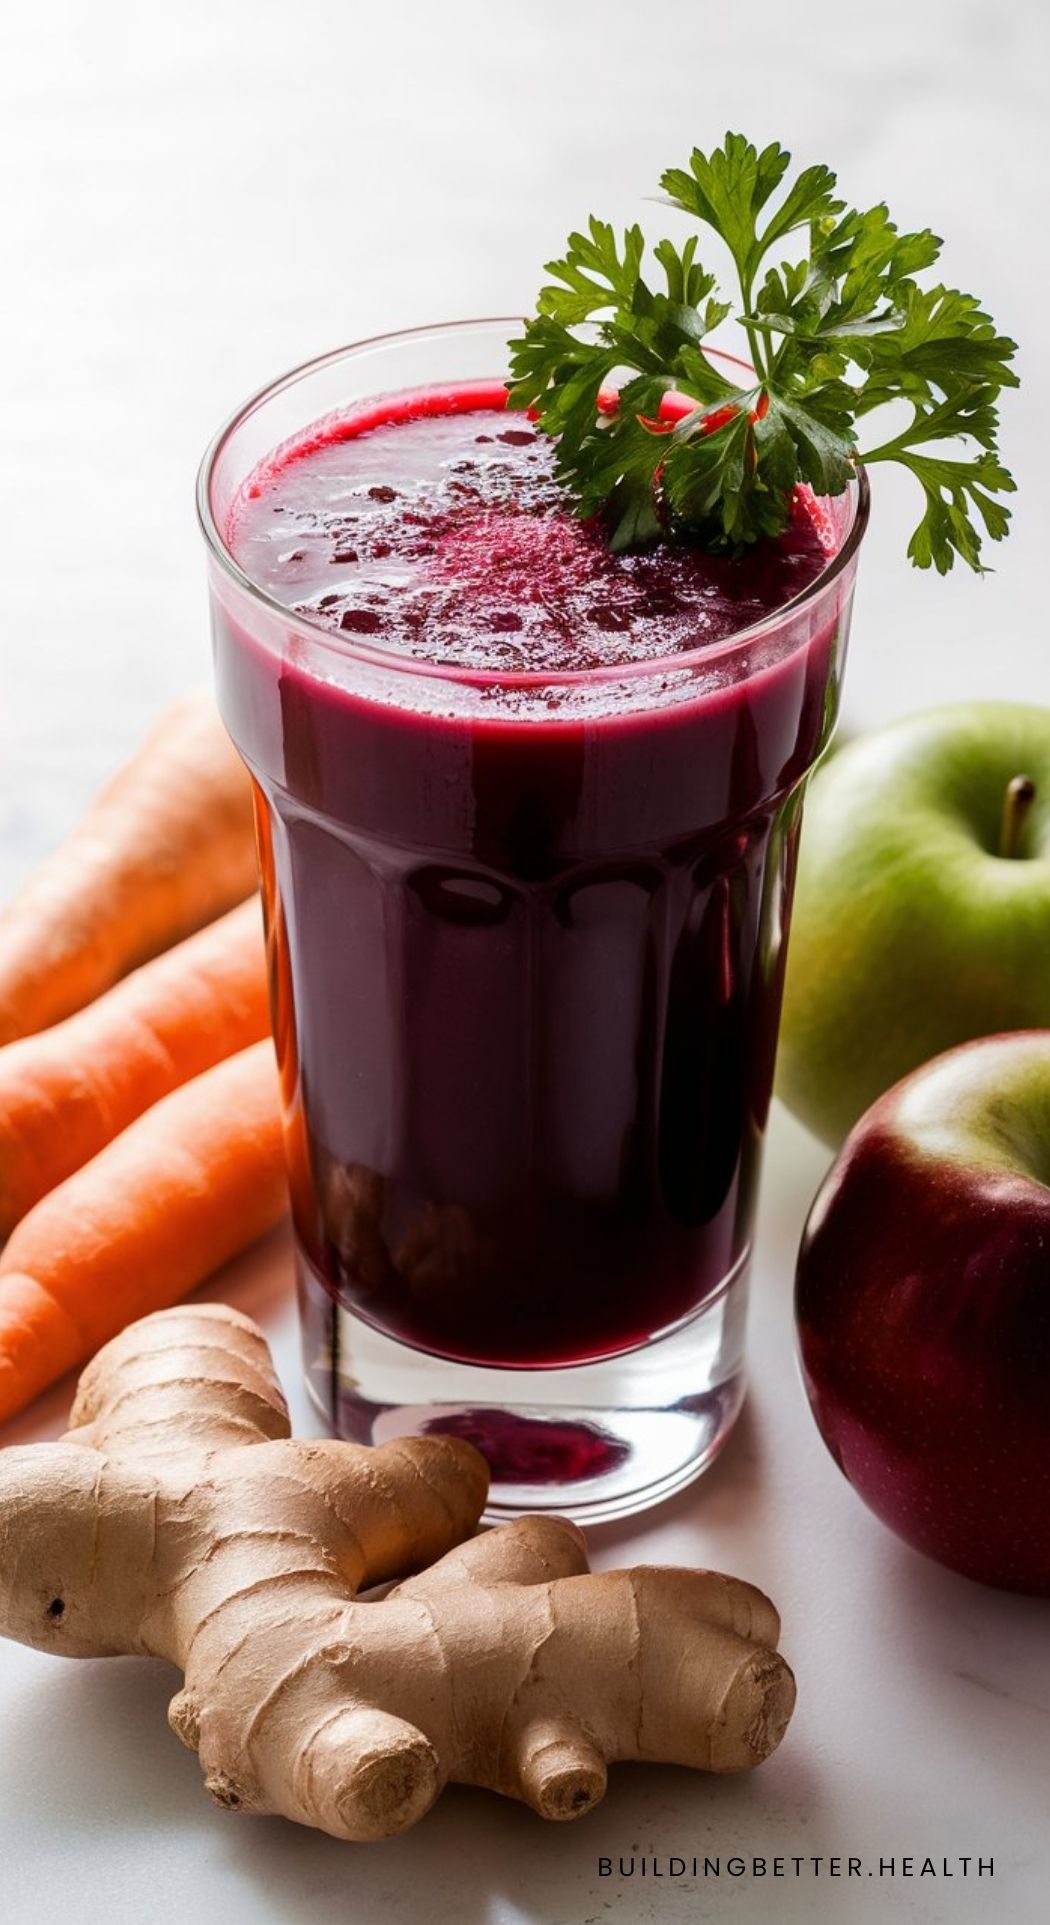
198,319 -> 868,1520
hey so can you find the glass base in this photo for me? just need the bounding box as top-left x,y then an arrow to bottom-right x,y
298,1245 -> 750,1523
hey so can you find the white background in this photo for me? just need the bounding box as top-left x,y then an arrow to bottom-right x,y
2,2 -> 1049,1921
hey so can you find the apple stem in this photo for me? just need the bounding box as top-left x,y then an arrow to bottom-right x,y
998,775 -> 1037,859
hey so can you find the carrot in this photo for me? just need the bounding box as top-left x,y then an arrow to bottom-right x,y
0,900 -> 270,1241
0,1041 -> 286,1424
0,691 -> 258,1046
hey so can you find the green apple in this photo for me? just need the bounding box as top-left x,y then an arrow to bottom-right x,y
778,702 -> 1050,1146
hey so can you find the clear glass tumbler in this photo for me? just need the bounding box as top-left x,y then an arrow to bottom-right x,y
198,319 -> 868,1521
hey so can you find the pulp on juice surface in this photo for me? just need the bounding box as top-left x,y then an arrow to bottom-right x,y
220,386 -> 840,1368
233,392 -> 829,675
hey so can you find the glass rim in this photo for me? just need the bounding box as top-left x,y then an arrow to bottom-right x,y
196,316 -> 871,692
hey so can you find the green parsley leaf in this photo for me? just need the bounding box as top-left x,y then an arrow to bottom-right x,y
508,133 -> 1017,571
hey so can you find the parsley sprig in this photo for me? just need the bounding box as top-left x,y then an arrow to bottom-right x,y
508,134 -> 1017,572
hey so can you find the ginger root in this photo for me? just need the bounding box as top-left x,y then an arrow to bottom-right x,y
0,1304 -> 795,1840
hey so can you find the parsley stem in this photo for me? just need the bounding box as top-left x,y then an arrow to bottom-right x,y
739,268 -> 769,385
858,437 -> 912,464
742,325 -> 768,386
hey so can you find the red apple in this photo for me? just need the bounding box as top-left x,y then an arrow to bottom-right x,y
795,1032 -> 1050,1594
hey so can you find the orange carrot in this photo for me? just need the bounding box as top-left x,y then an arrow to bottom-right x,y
0,1041 -> 286,1424
0,900 -> 270,1241
0,692 -> 258,1046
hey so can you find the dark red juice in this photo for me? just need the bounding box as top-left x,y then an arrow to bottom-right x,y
215,385 -> 846,1367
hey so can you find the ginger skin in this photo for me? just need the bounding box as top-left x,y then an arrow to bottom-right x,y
0,1304 -> 795,1840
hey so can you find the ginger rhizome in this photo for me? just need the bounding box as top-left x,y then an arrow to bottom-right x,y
0,1304 -> 795,1840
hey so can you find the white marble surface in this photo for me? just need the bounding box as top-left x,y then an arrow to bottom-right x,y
2,2 -> 1050,1920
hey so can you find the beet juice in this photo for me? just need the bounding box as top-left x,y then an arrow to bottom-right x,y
201,322 -> 867,1518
